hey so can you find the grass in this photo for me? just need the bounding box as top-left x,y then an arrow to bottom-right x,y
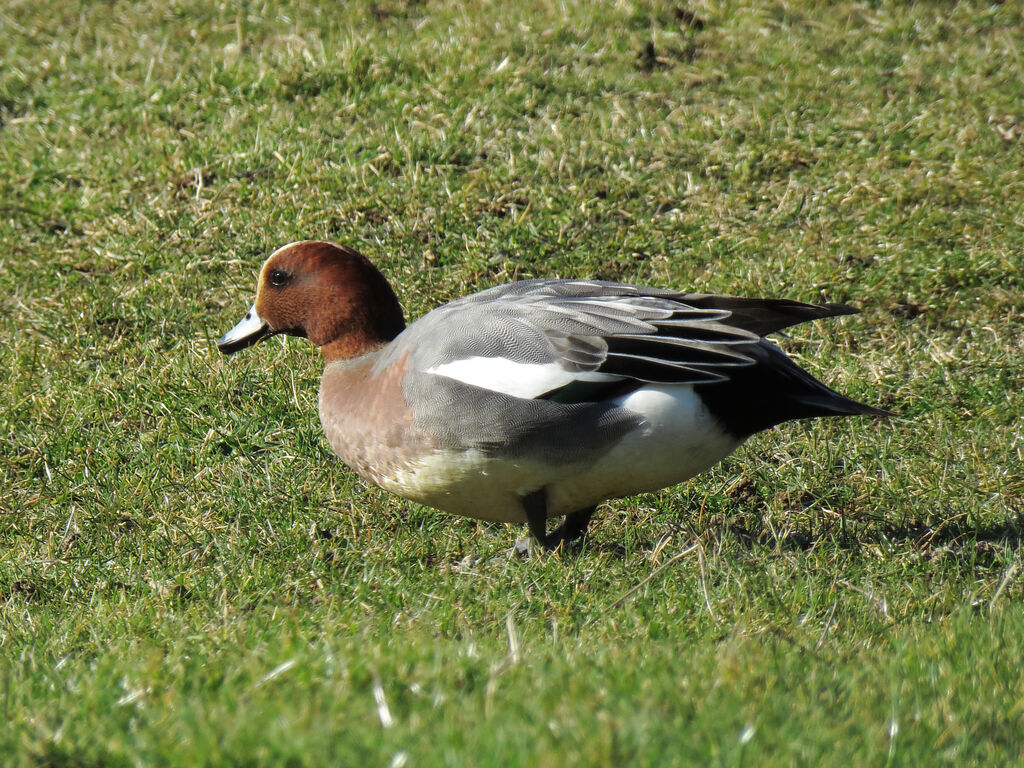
2,0 -> 1023,764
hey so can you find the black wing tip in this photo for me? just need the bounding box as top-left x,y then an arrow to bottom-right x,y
677,295 -> 867,336
764,298 -> 862,321
816,301 -> 861,318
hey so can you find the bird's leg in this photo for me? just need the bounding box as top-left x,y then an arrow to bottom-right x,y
522,488 -> 553,546
549,506 -> 597,544
520,488 -> 596,550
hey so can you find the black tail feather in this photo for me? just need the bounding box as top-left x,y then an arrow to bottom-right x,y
696,340 -> 893,437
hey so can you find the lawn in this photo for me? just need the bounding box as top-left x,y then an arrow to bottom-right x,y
2,0 -> 1023,765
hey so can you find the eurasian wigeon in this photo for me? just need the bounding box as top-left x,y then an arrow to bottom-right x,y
218,241 -> 891,548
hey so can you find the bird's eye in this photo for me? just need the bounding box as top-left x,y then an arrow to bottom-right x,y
269,269 -> 291,287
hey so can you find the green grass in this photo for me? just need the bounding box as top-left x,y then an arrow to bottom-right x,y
2,0 -> 1023,764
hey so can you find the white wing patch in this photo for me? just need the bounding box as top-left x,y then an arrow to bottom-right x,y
426,356 -> 620,399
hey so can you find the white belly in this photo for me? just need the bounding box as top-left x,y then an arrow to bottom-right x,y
378,385 -> 743,523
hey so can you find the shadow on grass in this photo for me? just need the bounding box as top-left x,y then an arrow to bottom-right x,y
720,509 -> 1024,561
475,510 -> 1024,561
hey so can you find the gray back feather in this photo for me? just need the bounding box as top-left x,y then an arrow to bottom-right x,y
381,279 -> 854,387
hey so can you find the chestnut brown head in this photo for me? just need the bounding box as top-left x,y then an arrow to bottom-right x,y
218,241 -> 406,361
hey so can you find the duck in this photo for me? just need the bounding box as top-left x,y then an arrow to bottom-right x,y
218,241 -> 891,549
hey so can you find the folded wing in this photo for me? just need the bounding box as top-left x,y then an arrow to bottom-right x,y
397,279 -> 859,402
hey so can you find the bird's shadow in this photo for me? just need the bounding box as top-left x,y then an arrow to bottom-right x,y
473,506 -> 1024,566
551,509 -> 1024,562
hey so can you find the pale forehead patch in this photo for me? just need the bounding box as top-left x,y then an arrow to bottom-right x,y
266,241 -> 312,260
260,241 -> 301,278
257,241 -> 314,291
